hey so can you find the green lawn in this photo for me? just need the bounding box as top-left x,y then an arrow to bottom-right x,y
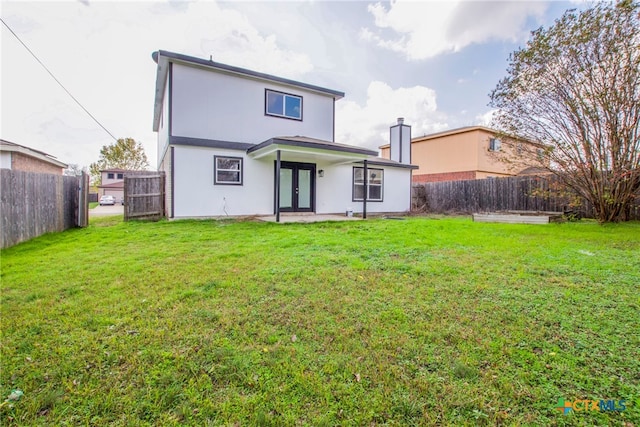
1,216 -> 638,426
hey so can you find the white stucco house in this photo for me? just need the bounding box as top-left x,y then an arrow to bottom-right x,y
152,50 -> 416,221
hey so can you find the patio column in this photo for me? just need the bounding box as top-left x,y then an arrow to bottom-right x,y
275,150 -> 281,223
363,159 -> 368,219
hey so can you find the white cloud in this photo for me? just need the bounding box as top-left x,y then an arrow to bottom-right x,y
361,1 -> 548,60
475,109 -> 497,127
335,81 -> 448,151
0,1 -> 313,168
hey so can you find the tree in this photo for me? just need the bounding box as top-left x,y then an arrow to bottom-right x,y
89,138 -> 149,185
489,1 -> 640,222
63,163 -> 86,177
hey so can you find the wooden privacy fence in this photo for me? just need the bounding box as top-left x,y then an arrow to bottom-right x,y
413,175 -> 640,220
1,170 -> 89,249
124,172 -> 165,221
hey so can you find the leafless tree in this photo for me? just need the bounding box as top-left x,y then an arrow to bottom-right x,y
490,1 -> 640,222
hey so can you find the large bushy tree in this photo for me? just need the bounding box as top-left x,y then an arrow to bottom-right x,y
89,138 -> 149,185
490,1 -> 640,222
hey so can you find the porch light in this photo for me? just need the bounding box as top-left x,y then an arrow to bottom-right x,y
318,169 -> 324,177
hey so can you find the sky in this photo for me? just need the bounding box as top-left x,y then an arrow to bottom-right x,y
1,0 -> 582,170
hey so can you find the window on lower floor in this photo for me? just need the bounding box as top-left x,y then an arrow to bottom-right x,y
353,167 -> 383,202
265,89 -> 302,120
214,156 -> 243,185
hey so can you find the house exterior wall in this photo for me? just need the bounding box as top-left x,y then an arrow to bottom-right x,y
412,130 -> 480,175
170,63 -> 335,144
11,152 -> 64,174
171,145 -> 411,218
101,171 -> 125,186
159,152 -> 172,217
315,162 -> 411,215
383,128 -> 538,183
157,78 -> 171,169
172,145 -> 274,218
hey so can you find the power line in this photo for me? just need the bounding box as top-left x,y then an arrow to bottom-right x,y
1,18 -> 118,141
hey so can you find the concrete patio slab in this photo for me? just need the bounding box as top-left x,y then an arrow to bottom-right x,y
257,214 -> 361,223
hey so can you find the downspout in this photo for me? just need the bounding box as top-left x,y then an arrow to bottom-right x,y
363,159 -> 368,219
276,150 -> 281,223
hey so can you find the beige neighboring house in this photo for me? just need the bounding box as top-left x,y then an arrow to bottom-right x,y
380,126 -> 547,183
98,169 -> 150,200
0,139 -> 67,174
98,169 -> 128,200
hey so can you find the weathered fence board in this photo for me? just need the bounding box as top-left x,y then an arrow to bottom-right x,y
1,170 -> 88,249
124,173 -> 165,221
413,175 -> 640,220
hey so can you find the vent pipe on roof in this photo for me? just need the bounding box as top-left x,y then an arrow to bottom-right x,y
390,118 -> 411,165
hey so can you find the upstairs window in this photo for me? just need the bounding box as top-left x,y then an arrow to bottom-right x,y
107,173 -> 114,179
214,156 -> 243,185
353,167 -> 383,202
265,89 -> 302,121
489,138 -> 502,151
117,173 -> 124,179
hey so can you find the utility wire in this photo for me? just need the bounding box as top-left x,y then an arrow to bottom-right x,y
1,18 -> 118,141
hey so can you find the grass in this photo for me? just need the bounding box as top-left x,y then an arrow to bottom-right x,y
88,202 -> 99,209
1,216 -> 639,426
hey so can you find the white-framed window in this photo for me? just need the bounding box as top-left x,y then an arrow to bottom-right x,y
265,89 -> 302,121
107,173 -> 114,179
214,156 -> 243,185
489,138 -> 502,151
117,173 -> 124,179
353,167 -> 383,202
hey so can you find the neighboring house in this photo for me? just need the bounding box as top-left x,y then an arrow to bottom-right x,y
98,169 -> 149,200
152,50 -> 416,220
0,139 -> 67,174
97,168 -> 126,200
380,126 -> 546,183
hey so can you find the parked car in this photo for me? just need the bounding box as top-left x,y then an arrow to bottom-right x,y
99,195 -> 116,206
121,197 -> 125,205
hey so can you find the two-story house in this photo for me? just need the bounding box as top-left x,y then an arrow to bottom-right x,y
97,168 -> 127,200
152,50 -> 416,220
97,168 -> 151,201
380,126 -> 547,183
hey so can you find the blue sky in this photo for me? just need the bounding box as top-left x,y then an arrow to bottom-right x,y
1,0 -> 582,169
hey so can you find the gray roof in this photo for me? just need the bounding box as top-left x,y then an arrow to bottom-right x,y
153,50 -> 344,99
355,157 -> 419,169
247,136 -> 377,157
0,139 -> 68,168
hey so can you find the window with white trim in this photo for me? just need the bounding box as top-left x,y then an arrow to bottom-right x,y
489,138 -> 502,151
265,89 -> 302,120
214,156 -> 243,185
353,167 -> 383,202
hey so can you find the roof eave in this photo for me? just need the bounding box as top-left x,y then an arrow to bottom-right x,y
152,53 -> 170,132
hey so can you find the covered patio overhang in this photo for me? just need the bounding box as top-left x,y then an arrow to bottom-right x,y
247,136 -> 378,222
247,136 -> 376,164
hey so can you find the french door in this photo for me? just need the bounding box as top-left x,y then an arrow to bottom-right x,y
277,162 -> 315,213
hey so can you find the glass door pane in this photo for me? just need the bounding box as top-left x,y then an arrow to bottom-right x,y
279,168 -> 292,209
297,169 -> 311,209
